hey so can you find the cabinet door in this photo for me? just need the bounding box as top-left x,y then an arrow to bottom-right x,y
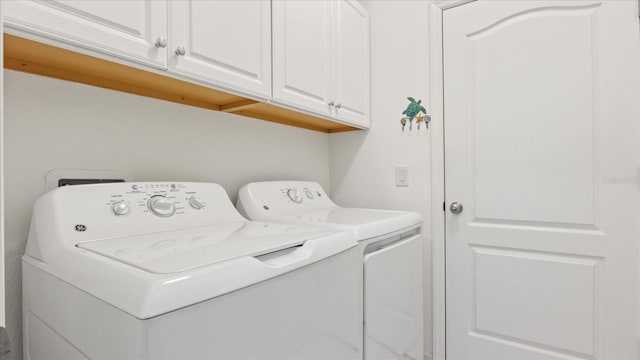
333,0 -> 370,128
3,0 -> 167,68
169,0 -> 271,98
272,0 -> 333,116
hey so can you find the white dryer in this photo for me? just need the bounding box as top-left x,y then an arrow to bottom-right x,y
237,181 -> 424,360
23,182 -> 361,360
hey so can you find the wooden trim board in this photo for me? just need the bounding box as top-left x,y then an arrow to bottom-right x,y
3,34 -> 359,133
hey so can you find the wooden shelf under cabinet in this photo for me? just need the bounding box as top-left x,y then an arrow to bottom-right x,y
3,34 -> 359,133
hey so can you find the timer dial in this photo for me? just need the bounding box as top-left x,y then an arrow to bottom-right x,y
148,196 -> 176,217
287,188 -> 303,203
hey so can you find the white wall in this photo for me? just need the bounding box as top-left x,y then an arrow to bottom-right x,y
329,0 -> 432,357
3,70 -> 331,360
4,3 -> 434,357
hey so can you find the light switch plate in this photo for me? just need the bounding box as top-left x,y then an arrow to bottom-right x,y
396,166 -> 409,187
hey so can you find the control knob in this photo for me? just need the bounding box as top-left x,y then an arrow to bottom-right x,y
287,188 -> 303,203
112,201 -> 130,216
148,195 -> 176,217
188,196 -> 205,209
305,189 -> 314,199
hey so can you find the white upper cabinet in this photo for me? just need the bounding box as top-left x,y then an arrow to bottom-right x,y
272,0 -> 333,115
168,1 -> 272,98
332,0 -> 369,127
4,0 -> 272,98
273,0 -> 370,128
3,0 -> 168,68
4,0 -> 369,130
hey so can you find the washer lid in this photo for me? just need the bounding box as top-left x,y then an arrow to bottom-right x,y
77,220 -> 332,274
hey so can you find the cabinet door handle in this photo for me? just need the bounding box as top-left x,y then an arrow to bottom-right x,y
154,37 -> 167,48
328,101 -> 335,107
335,103 -> 342,109
175,46 -> 186,56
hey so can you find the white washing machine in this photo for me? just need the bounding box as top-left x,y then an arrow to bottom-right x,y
237,181 -> 424,360
23,182 -> 361,360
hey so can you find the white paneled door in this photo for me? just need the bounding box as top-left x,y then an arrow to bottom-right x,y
444,1 -> 640,359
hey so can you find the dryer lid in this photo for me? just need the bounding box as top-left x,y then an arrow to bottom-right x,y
77,220 -> 332,274
292,208 -> 416,226
291,208 -> 421,241
251,208 -> 421,241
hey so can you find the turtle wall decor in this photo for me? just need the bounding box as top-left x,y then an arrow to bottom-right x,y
401,97 -> 431,131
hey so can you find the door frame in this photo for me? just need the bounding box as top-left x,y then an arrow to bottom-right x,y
428,1 -> 475,359
0,0 -> 5,328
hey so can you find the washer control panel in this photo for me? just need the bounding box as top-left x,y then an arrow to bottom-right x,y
105,183 -> 210,218
33,182 -> 245,246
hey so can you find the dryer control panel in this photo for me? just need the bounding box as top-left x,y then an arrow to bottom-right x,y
240,181 -> 337,209
284,186 -> 326,204
236,181 -> 339,222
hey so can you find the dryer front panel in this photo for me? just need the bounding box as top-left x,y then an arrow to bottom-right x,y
364,234 -> 423,359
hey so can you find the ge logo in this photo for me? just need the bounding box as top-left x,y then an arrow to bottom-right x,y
75,224 -> 87,232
